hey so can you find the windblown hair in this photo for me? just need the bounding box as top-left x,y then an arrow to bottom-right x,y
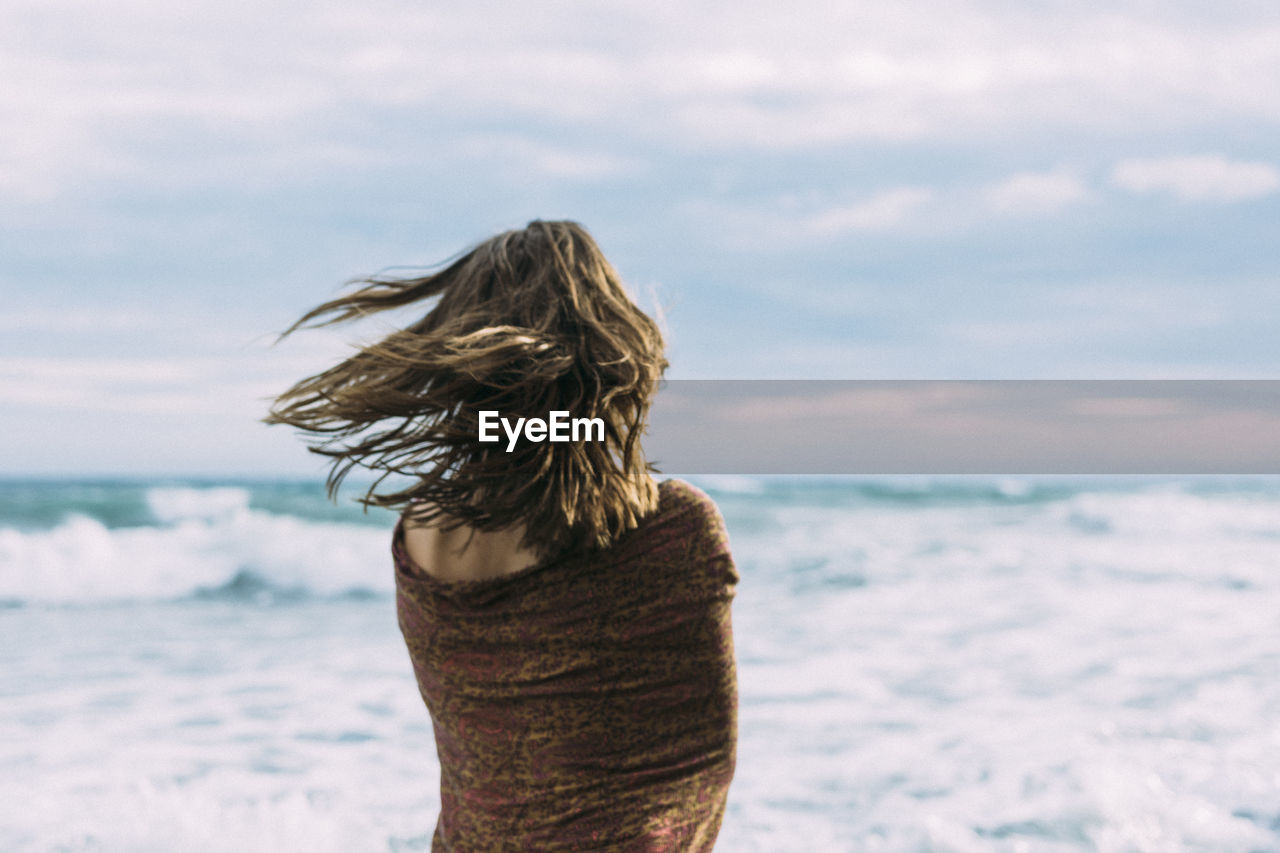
265,220 -> 668,559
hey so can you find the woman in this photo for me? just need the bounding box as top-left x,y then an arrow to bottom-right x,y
266,220 -> 738,851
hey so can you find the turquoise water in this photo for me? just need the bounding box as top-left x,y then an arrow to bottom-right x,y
3,477 -> 1280,850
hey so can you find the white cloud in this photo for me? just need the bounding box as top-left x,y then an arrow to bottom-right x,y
942,278 -> 1234,351
5,0 -> 1280,200
983,171 -> 1089,215
0,346 -> 345,415
0,310 -> 159,333
1110,155 -> 1280,202
672,186 -> 936,250
802,188 -> 934,235
448,136 -> 639,180
0,357 -> 204,411
681,52 -> 783,93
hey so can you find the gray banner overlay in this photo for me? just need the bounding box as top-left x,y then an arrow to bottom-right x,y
643,381 -> 1280,474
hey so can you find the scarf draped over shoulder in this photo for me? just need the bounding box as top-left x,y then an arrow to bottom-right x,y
394,478 -> 738,852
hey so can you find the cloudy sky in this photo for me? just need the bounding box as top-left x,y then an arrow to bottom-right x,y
2,0 -> 1278,475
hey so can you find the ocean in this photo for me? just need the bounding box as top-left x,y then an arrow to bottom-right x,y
2,476 -> 1278,852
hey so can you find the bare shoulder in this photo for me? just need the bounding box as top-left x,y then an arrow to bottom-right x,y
400,512 -> 540,583
400,516 -> 442,566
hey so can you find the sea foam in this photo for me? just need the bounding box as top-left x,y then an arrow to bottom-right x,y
3,477 -> 1280,849
0,486 -> 392,604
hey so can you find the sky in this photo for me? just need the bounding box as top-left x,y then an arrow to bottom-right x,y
1,0 -> 1278,476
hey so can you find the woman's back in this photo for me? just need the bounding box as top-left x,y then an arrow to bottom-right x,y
401,518 -> 541,583
395,479 -> 738,851
267,220 -> 738,849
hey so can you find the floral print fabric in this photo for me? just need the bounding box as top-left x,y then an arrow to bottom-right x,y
394,479 -> 738,851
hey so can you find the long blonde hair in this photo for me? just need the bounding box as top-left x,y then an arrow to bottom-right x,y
265,220 -> 668,557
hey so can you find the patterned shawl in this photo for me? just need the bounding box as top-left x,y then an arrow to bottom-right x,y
394,479 -> 738,851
